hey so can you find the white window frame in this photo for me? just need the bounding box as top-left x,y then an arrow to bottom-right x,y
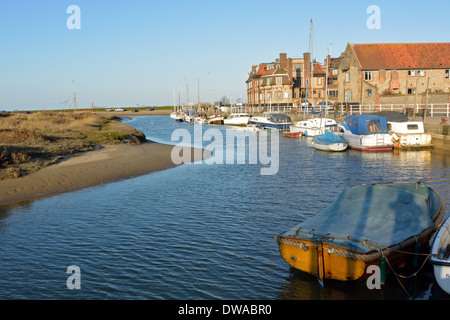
345,72 -> 350,82
364,71 -> 372,81
408,70 -> 415,76
276,77 -> 282,85
445,69 -> 450,79
417,69 -> 425,76
345,90 -> 352,102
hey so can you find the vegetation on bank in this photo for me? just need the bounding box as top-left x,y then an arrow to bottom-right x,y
0,112 -> 146,180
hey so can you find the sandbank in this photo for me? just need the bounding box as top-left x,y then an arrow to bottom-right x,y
0,141 -> 207,205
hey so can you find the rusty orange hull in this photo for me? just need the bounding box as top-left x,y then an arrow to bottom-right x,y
275,182 -> 446,282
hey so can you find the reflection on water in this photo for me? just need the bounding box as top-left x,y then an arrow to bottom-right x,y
0,116 -> 448,300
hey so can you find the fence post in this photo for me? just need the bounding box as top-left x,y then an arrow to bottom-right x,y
431,104 -> 433,117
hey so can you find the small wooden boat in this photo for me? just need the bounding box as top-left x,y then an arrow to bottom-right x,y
312,131 -> 348,152
430,216 -> 450,294
275,182 -> 445,283
283,131 -> 302,138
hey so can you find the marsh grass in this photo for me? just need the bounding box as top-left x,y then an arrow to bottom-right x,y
0,111 -> 147,180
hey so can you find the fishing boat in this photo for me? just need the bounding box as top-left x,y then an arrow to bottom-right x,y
337,114 -> 394,152
248,112 -> 291,131
290,117 -> 337,137
275,182 -> 445,283
430,216 -> 450,295
312,131 -> 348,151
373,112 -> 433,150
224,113 -> 251,126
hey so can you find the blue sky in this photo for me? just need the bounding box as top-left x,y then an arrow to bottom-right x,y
0,0 -> 449,110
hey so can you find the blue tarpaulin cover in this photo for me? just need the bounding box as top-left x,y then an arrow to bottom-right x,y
283,183 -> 436,253
344,114 -> 389,135
314,131 -> 346,144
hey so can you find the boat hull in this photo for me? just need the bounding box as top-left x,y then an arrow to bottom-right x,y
430,217 -> 450,294
277,230 -> 436,281
276,183 -> 446,282
343,133 -> 393,152
248,121 -> 290,131
313,142 -> 348,152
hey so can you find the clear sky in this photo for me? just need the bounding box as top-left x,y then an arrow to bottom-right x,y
1,0 -> 449,110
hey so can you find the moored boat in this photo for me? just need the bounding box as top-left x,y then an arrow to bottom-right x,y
430,216 -> 450,295
275,182 -> 445,283
249,112 -> 291,131
290,117 -> 337,137
338,114 -> 393,152
284,131 -> 302,138
207,115 -> 224,125
312,131 -> 348,152
224,113 -> 251,126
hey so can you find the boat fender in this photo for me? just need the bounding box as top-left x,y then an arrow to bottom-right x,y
391,133 -> 399,142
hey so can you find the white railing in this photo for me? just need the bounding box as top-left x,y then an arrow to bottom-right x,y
246,103 -> 450,117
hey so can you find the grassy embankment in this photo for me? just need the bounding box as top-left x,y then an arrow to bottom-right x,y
0,112 -> 146,180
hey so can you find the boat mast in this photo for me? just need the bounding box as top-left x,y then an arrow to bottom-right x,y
325,43 -> 331,117
72,80 -> 77,113
303,19 -> 312,120
209,72 -> 213,109
310,19 -> 314,108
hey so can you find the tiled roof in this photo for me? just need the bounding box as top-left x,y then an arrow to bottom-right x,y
351,43 -> 450,70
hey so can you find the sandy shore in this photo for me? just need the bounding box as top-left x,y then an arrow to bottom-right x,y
0,141 -> 206,205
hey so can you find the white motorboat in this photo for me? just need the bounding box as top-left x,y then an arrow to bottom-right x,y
289,118 -> 336,137
373,111 -> 433,149
430,216 -> 450,295
174,114 -> 184,122
248,112 -> 291,131
224,113 -> 251,126
337,114 -> 394,152
170,112 -> 177,119
312,131 -> 348,152
207,115 -> 224,125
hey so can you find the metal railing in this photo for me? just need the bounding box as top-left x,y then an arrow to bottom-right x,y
245,103 -> 450,117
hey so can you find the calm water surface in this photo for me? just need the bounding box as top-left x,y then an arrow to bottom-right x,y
0,115 -> 448,300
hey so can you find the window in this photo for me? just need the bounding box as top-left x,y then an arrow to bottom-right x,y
367,89 -> 372,97
345,72 -> 350,82
407,88 -> 416,94
365,71 -> 373,81
345,90 -> 352,102
332,69 -> 338,75
276,92 -> 282,100
255,93 -> 258,102
317,78 -> 323,85
267,93 -> 272,100
408,70 -> 415,76
259,93 -> 263,101
446,69 -> 450,79
266,78 -> 271,85
276,77 -> 282,85
417,69 -> 425,76
407,124 -> 419,130
393,88 -> 399,94
284,92 -> 289,99
367,119 -> 382,132
328,89 -> 338,98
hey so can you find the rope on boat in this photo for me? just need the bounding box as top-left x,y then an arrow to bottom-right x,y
276,226 -> 437,263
